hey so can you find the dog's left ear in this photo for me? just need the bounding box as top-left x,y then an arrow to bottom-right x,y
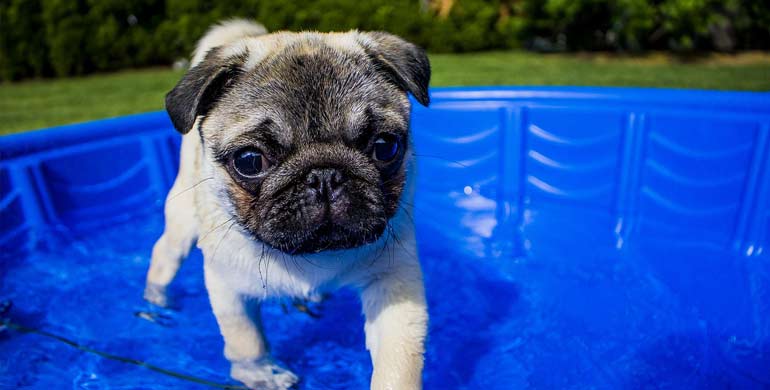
165,48 -> 243,134
358,32 -> 431,107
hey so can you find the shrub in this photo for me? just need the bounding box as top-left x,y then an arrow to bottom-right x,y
0,0 -> 50,80
0,0 -> 768,81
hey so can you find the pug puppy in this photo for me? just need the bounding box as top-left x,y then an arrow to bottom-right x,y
144,20 -> 430,390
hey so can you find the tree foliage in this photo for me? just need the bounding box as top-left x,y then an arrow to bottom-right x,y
1,0 -> 768,80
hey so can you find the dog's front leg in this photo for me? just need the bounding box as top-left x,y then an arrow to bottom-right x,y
362,264 -> 428,390
204,266 -> 298,390
145,135 -> 200,307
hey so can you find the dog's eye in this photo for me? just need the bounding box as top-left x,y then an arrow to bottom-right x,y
373,134 -> 399,162
232,148 -> 268,178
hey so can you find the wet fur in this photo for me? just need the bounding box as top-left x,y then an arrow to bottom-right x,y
145,20 -> 429,390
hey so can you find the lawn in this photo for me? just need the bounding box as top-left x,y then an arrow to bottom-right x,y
1,51 -> 769,135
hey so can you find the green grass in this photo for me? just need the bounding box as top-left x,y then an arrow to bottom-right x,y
0,68 -> 183,135
430,51 -> 770,90
2,51 -> 769,135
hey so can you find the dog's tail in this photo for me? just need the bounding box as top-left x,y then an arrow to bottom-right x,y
191,19 -> 267,67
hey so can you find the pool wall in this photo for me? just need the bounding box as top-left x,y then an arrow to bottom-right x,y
2,87 -> 770,388
3,87 -> 769,257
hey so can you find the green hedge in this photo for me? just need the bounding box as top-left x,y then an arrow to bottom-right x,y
1,0 -> 768,81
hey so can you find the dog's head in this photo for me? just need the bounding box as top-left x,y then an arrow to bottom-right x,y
166,29 -> 430,254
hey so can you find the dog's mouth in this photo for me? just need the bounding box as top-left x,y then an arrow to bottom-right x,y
261,219 -> 387,255
238,155 -> 397,256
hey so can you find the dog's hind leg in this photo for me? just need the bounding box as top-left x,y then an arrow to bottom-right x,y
145,135 -> 201,307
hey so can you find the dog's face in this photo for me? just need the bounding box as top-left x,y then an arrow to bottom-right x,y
165,32 -> 430,254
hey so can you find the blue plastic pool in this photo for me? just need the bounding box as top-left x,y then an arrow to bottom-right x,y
1,87 -> 769,389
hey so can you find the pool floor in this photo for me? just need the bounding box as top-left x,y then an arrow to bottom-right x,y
2,206 -> 769,389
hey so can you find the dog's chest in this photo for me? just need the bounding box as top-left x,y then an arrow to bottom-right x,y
200,228 -> 368,299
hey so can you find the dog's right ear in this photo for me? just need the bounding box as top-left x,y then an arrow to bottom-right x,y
165,48 -> 242,134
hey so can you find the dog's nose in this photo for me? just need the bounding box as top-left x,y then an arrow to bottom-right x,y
305,168 -> 345,199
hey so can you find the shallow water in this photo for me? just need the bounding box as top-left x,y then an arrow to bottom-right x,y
1,203 -> 769,389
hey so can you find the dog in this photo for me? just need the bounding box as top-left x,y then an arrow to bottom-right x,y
144,19 -> 430,390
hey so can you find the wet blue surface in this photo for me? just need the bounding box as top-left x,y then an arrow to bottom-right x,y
2,204 -> 770,389
2,87 -> 770,389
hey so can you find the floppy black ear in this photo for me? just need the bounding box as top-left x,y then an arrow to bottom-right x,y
359,32 -> 431,107
165,48 -> 242,134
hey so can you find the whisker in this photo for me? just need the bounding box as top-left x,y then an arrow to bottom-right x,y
398,203 -> 417,226
198,217 -> 235,244
288,251 -> 305,275
394,198 -> 427,220
388,225 -> 397,269
258,244 -> 267,291
390,203 -> 421,263
371,223 -> 394,268
211,220 -> 237,261
278,251 -> 289,277
299,252 -> 322,268
166,177 -> 214,202
264,249 -> 273,293
298,253 -> 332,270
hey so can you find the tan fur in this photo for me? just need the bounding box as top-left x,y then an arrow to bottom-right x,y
146,20 -> 427,390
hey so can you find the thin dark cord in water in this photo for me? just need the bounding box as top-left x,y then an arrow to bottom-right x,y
1,303 -> 247,389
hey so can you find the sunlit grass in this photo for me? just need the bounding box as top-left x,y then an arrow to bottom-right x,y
430,51 -> 770,90
1,51 -> 769,135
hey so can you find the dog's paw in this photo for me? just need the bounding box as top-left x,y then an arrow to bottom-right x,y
134,309 -> 176,326
143,283 -> 170,308
231,358 -> 299,390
